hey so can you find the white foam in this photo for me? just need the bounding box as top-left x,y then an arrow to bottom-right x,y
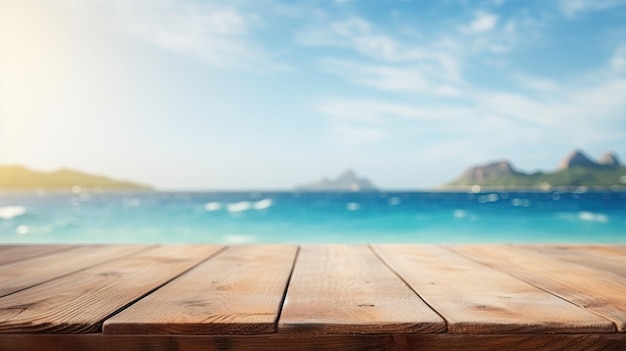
453,210 -> 467,219
388,197 -> 401,206
252,199 -> 273,210
478,193 -> 499,203
16,225 -> 29,235
346,202 -> 360,211
222,234 -> 256,244
578,211 -> 609,223
0,206 -> 26,220
511,198 -> 531,207
227,201 -> 252,213
125,198 -> 142,207
204,202 -> 223,211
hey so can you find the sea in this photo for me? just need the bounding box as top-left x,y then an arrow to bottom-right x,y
0,190 -> 625,244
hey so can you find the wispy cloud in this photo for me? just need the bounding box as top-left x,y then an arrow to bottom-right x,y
559,0 -> 626,17
611,45 -> 626,72
461,11 -> 499,35
316,42 -> 626,153
103,0 -> 289,71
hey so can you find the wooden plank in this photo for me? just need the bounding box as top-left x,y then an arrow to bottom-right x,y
277,245 -> 445,334
0,245 -> 74,266
103,245 -> 297,335
0,245 -> 150,297
373,245 -> 613,333
451,245 -> 626,332
0,245 -> 222,333
523,245 -> 626,280
2,333 -> 626,351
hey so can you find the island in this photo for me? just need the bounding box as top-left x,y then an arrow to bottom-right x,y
0,165 -> 152,191
445,150 -> 626,189
295,170 -> 378,192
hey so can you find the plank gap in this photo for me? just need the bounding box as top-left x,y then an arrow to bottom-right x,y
369,244 -> 449,333
0,245 -> 156,299
95,245 -> 229,333
447,245 -> 622,333
273,245 -> 301,332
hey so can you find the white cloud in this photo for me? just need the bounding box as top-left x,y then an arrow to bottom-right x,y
559,0 -> 626,17
513,73 -> 560,92
102,0 -> 288,71
461,12 -> 499,34
299,17 -> 463,74
319,99 -> 473,123
321,59 -> 463,96
318,44 -> 626,149
611,45 -> 626,73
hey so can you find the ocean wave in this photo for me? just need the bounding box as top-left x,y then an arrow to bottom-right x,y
346,202 -> 360,211
226,199 -> 273,213
578,211 -> 609,223
453,210 -> 467,219
511,198 -> 531,207
0,206 -> 26,220
204,202 -> 223,211
388,197 -> 401,206
227,201 -> 252,213
252,199 -> 273,210
124,198 -> 142,207
478,193 -> 499,203
222,234 -> 256,244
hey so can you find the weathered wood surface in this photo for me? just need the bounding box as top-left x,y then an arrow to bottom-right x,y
0,245 -> 222,333
0,245 -> 73,266
521,245 -> 626,279
0,244 -> 626,351
373,245 -> 613,333
0,245 -> 150,297
104,245 -> 297,334
278,245 -> 445,333
451,244 -> 626,332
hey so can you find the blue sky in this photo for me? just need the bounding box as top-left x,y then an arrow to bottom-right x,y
1,0 -> 625,189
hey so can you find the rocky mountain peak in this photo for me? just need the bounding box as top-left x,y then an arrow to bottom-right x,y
598,152 -> 621,167
457,160 -> 518,183
558,150 -> 598,170
296,169 -> 378,192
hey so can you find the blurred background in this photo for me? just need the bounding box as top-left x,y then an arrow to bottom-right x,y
1,0 -> 625,244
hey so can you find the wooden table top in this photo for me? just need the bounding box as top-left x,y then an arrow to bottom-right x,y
0,244 -> 625,350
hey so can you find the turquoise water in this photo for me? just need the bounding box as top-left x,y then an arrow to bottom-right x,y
0,191 -> 625,244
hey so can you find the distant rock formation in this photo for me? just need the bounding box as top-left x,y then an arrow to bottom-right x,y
296,170 -> 378,192
456,160 -> 520,184
599,152 -> 621,167
559,150 -> 601,170
558,150 -> 622,170
446,150 -> 625,188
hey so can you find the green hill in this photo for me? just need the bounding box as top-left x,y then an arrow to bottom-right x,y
448,166 -> 626,188
0,165 -> 152,191
446,150 -> 626,189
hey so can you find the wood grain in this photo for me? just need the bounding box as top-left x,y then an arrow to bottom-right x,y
0,245 -> 73,266
103,245 -> 297,335
373,245 -> 613,333
0,245 -> 150,297
0,245 -> 222,333
451,245 -> 626,332
2,333 -> 626,351
522,245 -> 626,280
278,245 -> 445,334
